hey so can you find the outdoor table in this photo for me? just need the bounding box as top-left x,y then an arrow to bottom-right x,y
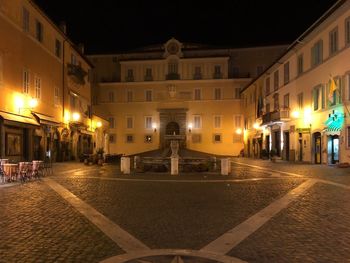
3,163 -> 18,182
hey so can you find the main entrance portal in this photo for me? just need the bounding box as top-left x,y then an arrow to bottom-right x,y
158,108 -> 187,148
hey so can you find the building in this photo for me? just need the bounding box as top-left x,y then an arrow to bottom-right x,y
241,0 -> 350,164
90,39 -> 286,156
0,0 -> 108,162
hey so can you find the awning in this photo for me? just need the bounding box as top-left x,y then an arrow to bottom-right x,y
80,129 -> 94,136
322,127 -> 341,136
32,112 -> 61,126
0,111 -> 40,127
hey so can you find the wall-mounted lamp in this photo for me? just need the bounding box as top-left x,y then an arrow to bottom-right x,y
236,128 -> 242,135
15,96 -> 38,114
291,110 -> 300,119
96,121 -> 102,128
253,123 -> 260,130
152,123 -> 157,133
188,123 -> 193,133
72,112 -> 81,122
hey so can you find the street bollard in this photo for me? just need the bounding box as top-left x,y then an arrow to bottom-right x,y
221,158 -> 229,175
171,157 -> 179,175
123,157 -> 130,174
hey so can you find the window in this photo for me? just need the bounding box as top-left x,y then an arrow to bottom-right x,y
297,54 -> 304,76
283,93 -> 289,109
54,86 -> 60,105
347,126 -> 350,148
213,134 -> 222,143
273,93 -> 279,111
168,62 -> 178,74
214,65 -> 222,78
214,88 -> 221,100
35,20 -> 43,42
266,103 -> 270,113
127,90 -> 133,102
22,7 -> 29,32
145,68 -> 152,80
71,54 -> 77,65
145,116 -> 152,129
235,88 -> 240,99
108,91 -> 114,102
55,39 -> 61,58
234,115 -> 241,127
313,85 -> 324,111
328,78 -> 341,106
194,115 -> 201,129
311,40 -> 323,67
214,116 -> 221,128
329,27 -> 338,55
108,117 -> 115,129
194,88 -> 201,100
346,17 -> 350,45
126,116 -> 133,129
192,134 -> 202,143
297,93 -> 303,109
145,135 -> 152,143
126,134 -> 134,143
109,134 -> 116,144
34,77 -> 41,99
273,70 -> 279,91
145,90 -> 152,102
126,69 -> 134,81
194,66 -> 202,79
23,70 -> 29,94
284,62 -> 290,84
265,77 -> 270,94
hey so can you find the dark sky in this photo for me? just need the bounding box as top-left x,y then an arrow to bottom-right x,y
34,0 -> 339,54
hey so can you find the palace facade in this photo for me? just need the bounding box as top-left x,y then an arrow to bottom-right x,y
90,39 -> 286,156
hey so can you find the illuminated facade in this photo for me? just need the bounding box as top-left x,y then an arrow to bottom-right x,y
242,0 -> 350,164
90,39 -> 286,156
0,0 -> 108,162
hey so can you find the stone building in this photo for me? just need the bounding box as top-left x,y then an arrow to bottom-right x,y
90,39 -> 286,156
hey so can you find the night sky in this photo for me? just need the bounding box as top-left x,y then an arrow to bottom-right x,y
34,0 -> 339,54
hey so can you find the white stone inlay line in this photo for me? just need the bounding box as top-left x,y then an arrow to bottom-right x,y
231,161 -> 304,177
200,179 -> 316,255
43,178 -> 150,253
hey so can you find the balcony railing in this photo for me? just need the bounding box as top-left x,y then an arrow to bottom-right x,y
166,73 -> 180,80
125,76 -> 134,82
193,73 -> 202,80
213,72 -> 223,79
262,108 -> 290,125
67,63 -> 87,85
144,75 -> 153,81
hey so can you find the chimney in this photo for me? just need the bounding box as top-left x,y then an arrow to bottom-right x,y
59,21 -> 67,34
78,43 -> 85,54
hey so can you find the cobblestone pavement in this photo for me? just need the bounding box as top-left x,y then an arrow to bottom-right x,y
0,181 -> 123,263
1,161 -> 350,262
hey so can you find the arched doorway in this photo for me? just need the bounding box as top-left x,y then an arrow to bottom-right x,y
166,122 -> 180,135
313,132 -> 321,164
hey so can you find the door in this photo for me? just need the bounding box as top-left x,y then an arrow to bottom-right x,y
314,132 -> 321,164
298,133 -> 303,161
328,135 -> 339,164
284,131 -> 290,160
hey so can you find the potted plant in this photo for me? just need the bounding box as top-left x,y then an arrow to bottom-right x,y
96,147 -> 105,165
270,148 -> 277,162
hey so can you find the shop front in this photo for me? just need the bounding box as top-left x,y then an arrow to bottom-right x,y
0,110 -> 40,162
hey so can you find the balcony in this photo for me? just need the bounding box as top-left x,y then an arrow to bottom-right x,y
67,63 -> 87,85
262,108 -> 290,125
193,73 -> 202,80
125,76 -> 134,82
166,73 -> 180,80
213,72 -> 223,79
144,75 -> 153,81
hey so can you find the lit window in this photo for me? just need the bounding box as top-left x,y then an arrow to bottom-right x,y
144,135 -> 152,143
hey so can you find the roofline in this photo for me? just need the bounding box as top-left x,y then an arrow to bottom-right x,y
28,0 -> 93,67
87,44 -> 288,57
240,0 -> 346,94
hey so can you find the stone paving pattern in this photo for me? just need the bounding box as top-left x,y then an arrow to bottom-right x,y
0,181 -> 123,263
229,183 -> 350,262
55,177 -> 303,250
